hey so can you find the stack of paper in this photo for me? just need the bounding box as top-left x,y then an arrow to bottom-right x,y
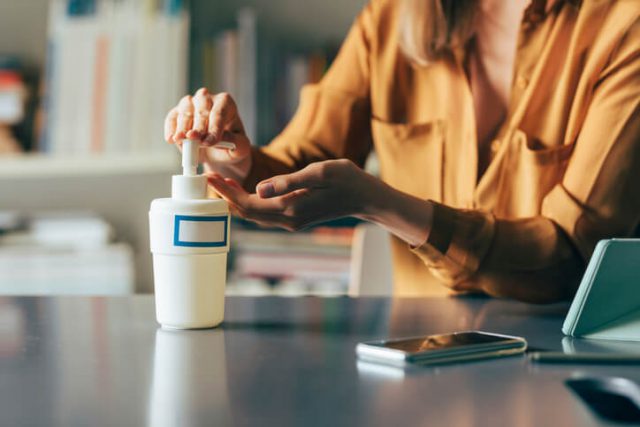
0,211 -> 134,295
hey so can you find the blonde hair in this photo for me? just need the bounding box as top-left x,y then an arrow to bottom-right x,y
399,0 -> 477,66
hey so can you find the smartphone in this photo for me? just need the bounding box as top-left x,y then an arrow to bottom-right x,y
356,331 -> 527,367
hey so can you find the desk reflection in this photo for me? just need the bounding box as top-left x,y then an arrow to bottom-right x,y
148,328 -> 231,426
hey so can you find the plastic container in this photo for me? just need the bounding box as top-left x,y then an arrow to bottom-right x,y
149,140 -> 230,329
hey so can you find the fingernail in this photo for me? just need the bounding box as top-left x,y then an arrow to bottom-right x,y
257,182 -> 274,198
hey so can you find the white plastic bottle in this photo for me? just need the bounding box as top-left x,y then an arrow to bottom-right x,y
149,140 -> 230,329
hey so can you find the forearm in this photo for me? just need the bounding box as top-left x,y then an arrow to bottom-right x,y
358,178 -> 434,247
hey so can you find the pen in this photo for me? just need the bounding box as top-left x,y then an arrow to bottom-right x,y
529,352 -> 640,364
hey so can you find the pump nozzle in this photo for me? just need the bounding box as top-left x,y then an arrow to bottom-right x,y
173,139 -> 207,200
182,139 -> 199,176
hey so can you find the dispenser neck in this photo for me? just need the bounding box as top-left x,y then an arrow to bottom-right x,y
172,140 -> 207,200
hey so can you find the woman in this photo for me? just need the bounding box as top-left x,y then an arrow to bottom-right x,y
164,0 -> 640,303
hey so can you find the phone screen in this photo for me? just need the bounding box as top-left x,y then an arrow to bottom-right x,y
379,332 -> 516,354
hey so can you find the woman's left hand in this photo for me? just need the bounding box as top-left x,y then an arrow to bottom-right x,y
207,159 -> 378,231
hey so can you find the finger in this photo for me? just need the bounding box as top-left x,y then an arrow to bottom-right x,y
189,88 -> 213,140
189,111 -> 209,140
281,188 -> 310,203
256,167 -> 320,199
229,205 -> 291,229
209,185 -> 239,211
202,131 -> 240,148
164,108 -> 179,143
206,93 -> 238,144
209,176 -> 286,214
207,175 -> 244,206
214,186 -> 301,230
223,177 -> 243,190
226,202 -> 276,229
175,95 -> 194,141
226,202 -> 244,217
207,131 -> 252,164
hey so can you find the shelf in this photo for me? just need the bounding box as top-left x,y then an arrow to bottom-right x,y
0,151 -> 180,179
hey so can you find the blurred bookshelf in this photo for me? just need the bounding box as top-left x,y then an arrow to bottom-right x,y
189,0 -> 366,146
0,152 -> 177,179
226,225 -> 355,297
1,0 -> 188,177
1,0 -> 367,295
1,0 -> 366,157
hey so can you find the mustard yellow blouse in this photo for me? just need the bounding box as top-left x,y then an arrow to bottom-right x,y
243,0 -> 640,300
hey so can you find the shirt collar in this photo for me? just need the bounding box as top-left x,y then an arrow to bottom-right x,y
524,0 -> 581,23
546,0 -> 582,12
545,0 -> 562,13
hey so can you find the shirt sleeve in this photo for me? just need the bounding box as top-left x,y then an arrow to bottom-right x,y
410,17 -> 640,303
542,17 -> 640,260
242,3 -> 376,192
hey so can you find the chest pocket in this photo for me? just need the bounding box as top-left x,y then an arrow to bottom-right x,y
494,129 -> 575,217
371,118 -> 446,202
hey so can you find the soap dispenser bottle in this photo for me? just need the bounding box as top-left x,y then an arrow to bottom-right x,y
149,140 -> 230,329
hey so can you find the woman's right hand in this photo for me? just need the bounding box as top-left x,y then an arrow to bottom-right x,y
164,88 -> 253,184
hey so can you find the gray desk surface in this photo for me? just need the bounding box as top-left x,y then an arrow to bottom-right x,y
0,295 -> 638,427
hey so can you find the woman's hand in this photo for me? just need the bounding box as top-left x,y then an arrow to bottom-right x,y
207,159 -> 378,231
164,88 -> 252,183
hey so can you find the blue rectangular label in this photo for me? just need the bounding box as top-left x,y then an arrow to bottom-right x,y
173,215 -> 228,248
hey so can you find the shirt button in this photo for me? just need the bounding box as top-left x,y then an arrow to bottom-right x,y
490,139 -> 500,153
516,75 -> 529,89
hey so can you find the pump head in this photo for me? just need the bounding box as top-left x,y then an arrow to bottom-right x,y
172,140 -> 207,200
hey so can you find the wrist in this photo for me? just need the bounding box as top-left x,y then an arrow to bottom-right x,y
357,179 -> 433,248
357,177 -> 393,223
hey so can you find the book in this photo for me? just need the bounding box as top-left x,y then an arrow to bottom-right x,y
41,0 -> 190,156
236,8 -> 257,145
